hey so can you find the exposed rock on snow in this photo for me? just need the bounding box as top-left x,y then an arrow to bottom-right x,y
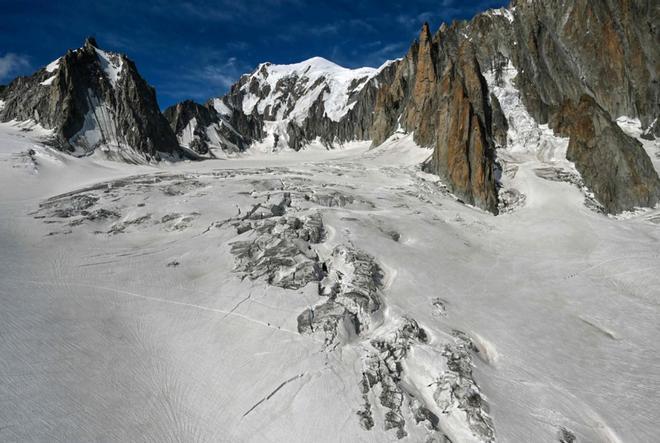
298,245 -> 384,347
358,318 -> 434,439
434,331 -> 495,442
33,172 -> 210,235
230,211 -> 325,290
163,99 -> 257,157
551,95 -> 660,213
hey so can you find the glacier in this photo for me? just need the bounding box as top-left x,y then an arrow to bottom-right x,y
1,104 -> 659,441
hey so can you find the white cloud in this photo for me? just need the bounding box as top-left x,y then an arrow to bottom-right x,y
0,53 -> 31,82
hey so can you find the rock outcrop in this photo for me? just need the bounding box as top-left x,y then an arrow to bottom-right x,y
550,95 -> 660,213
370,24 -> 500,212
0,37 -> 179,161
460,0 -> 660,212
166,0 -> 659,213
162,99 -> 257,157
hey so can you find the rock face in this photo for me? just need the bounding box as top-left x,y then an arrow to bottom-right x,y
162,99 -> 257,157
468,0 -> 659,131
165,0 -> 658,213
0,37 -> 179,161
220,57 -> 399,151
551,95 -> 660,213
465,0 -> 660,211
418,27 -> 499,212
369,24 -> 500,212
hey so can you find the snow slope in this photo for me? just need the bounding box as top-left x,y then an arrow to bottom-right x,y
240,57 -> 389,123
94,47 -> 123,87
1,116 -> 659,442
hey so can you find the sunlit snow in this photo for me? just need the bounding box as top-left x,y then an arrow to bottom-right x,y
1,105 -> 659,441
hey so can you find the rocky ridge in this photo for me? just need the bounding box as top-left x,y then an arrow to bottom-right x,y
1,2 -> 657,213
162,98 -> 264,157
167,0 -> 659,214
462,0 -> 660,211
0,37 -> 179,162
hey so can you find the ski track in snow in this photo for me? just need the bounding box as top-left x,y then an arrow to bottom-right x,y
0,113 -> 659,442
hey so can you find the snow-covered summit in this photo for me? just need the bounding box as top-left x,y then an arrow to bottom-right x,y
237,56 -> 393,123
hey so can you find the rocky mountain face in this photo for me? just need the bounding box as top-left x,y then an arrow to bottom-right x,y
369,24 -> 503,213
469,0 -> 658,132
0,37 -> 179,162
164,57 -> 400,153
464,0 -> 660,211
219,57 -> 399,151
228,0 -> 660,213
167,1 -> 658,214
551,95 -> 660,213
162,99 -> 259,157
364,0 -> 659,213
2,2 -> 649,213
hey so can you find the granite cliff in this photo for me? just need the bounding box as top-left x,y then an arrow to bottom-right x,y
0,38 -> 179,162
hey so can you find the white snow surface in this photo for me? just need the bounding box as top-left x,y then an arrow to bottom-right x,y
239,57 -> 393,123
94,47 -> 123,87
40,74 -> 57,86
39,58 -> 61,86
616,116 -> 660,175
45,57 -> 60,73
211,98 -> 232,116
1,72 -> 660,442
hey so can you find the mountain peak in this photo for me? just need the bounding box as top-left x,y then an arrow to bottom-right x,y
84,36 -> 98,49
419,22 -> 432,42
0,37 -> 179,161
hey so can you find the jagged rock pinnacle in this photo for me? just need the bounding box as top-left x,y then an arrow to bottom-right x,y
84,36 -> 98,49
418,22 -> 432,45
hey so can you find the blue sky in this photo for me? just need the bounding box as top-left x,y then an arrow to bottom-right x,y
0,0 -> 507,108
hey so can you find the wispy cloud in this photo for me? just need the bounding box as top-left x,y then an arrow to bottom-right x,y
198,57 -> 247,89
361,42 -> 409,66
157,55 -> 252,103
0,53 -> 31,82
150,0 -> 304,24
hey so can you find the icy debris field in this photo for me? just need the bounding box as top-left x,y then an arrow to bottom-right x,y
1,122 -> 659,442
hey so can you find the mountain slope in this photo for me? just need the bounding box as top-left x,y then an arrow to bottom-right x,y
166,0 -> 658,215
0,38 -> 179,162
162,99 -> 257,158
222,56 -> 399,152
465,0 -> 660,212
